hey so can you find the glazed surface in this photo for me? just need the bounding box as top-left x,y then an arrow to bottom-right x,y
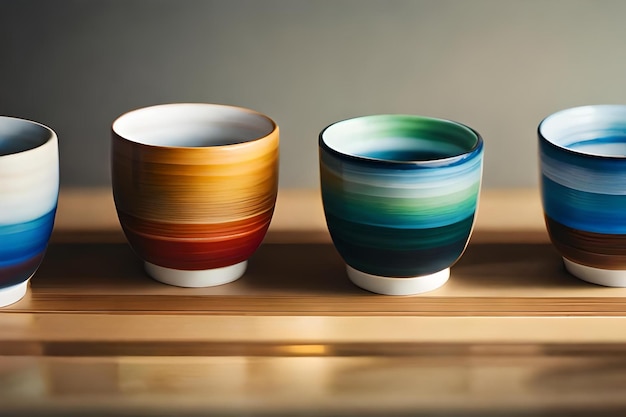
112,104 -> 279,271
320,115 -> 483,277
540,105 -> 626,270
0,118 -> 58,288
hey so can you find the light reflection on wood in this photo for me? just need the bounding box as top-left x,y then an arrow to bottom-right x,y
2,354 -> 626,415
2,189 -> 626,415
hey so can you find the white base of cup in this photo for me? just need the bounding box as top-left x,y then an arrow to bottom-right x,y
145,261 -> 247,288
563,258 -> 626,287
0,280 -> 29,307
346,265 -> 450,295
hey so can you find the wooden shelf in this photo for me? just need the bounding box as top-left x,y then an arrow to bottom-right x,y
8,238 -> 626,315
3,187 -> 626,351
3,188 -> 626,415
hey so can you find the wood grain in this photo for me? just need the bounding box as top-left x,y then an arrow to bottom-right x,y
4,240 -> 626,316
1,237 -> 626,356
4,188 -> 626,414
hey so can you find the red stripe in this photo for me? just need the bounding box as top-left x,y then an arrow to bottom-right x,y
117,211 -> 271,239
118,212 -> 272,270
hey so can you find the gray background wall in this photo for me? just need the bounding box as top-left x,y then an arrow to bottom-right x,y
2,0 -> 626,189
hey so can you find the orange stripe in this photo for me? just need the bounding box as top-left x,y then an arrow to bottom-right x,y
111,132 -> 278,223
117,211 -> 273,240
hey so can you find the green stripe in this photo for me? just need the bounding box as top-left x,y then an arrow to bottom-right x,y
346,115 -> 478,150
322,182 -> 479,227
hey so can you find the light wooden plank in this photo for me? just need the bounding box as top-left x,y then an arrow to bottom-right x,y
3,313 -> 626,343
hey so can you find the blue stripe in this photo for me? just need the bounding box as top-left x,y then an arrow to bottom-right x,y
0,209 -> 56,267
540,139 -> 626,195
542,176 -> 626,234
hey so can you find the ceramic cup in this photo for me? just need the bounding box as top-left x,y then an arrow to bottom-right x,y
111,103 -> 279,287
539,104 -> 626,287
0,116 -> 59,307
319,114 -> 484,295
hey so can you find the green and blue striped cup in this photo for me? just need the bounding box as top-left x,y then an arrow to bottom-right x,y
319,115 -> 484,295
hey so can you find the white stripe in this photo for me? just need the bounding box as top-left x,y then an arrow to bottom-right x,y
323,160 -> 482,197
0,136 -> 59,223
541,151 -> 626,195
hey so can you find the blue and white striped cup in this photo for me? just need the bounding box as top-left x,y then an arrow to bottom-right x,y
539,104 -> 626,286
0,117 -> 59,307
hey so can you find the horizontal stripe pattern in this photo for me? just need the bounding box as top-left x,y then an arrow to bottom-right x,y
117,211 -> 272,270
541,139 -> 626,195
320,115 -> 483,278
321,152 -> 481,229
112,134 -> 278,224
112,104 -> 279,272
0,210 -> 56,264
326,213 -> 475,276
0,117 -> 58,290
539,108 -> 626,235
0,253 -> 44,288
0,130 -> 59,224
545,216 -> 626,270
541,175 -> 626,234
539,105 -> 626,271
0,210 -> 56,286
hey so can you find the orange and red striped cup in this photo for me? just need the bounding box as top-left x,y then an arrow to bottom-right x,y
111,103 -> 279,287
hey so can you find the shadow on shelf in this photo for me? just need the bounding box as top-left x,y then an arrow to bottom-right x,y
2,236 -> 621,315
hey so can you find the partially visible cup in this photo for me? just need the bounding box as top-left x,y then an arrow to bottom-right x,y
111,103 -> 279,287
0,116 -> 59,307
319,114 -> 484,295
539,104 -> 626,286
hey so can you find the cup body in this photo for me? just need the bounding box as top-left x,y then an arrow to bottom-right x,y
0,117 -> 59,306
319,114 -> 483,295
539,104 -> 626,286
111,103 -> 279,287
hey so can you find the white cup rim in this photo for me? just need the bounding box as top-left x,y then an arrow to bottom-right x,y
539,104 -> 626,159
319,114 -> 483,167
112,103 -> 277,149
0,116 -> 57,157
